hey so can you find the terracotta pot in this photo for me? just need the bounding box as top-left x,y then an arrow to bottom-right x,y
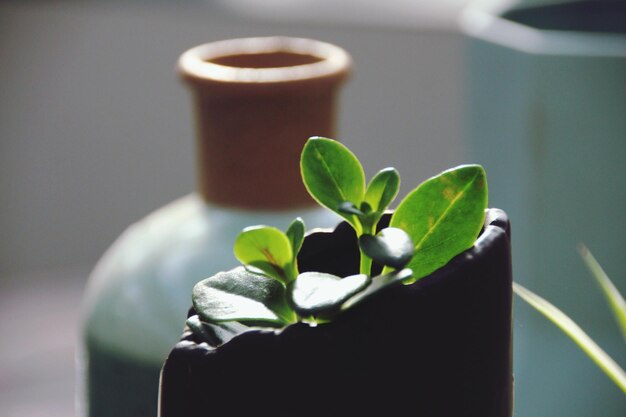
178,36 -> 351,209
159,209 -> 513,417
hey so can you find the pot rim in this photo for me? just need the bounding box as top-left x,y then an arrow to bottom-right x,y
460,0 -> 626,57
178,36 -> 352,88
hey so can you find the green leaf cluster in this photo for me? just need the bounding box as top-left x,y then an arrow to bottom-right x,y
190,136 -> 489,340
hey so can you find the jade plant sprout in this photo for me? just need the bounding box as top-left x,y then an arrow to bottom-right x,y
187,137 -> 487,342
514,246 -> 626,395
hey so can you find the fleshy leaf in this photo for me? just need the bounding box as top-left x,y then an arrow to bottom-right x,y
193,267 -> 296,326
364,167 -> 400,214
513,282 -> 626,395
389,165 -> 487,280
286,218 -> 306,257
300,137 -> 366,231
359,228 -> 414,269
234,225 -> 293,283
288,272 -> 371,318
186,315 -> 248,346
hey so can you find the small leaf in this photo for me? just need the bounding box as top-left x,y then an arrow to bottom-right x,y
286,217 -> 306,256
193,267 -> 296,326
234,225 -> 293,283
359,227 -> 414,269
390,165 -> 487,280
301,137 -> 366,230
513,282 -> 626,395
288,272 -> 371,318
337,201 -> 365,217
578,244 -> 626,343
186,315 -> 248,346
364,167 -> 400,214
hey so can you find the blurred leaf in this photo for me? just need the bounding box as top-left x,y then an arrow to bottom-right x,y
578,244 -> 626,344
193,267 -> 296,326
390,165 -> 487,279
513,282 -> 626,395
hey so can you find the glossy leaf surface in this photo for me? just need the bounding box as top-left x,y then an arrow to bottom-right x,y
300,137 -> 365,229
193,267 -> 296,326
186,315 -> 248,347
364,167 -> 400,215
288,272 -> 371,317
234,225 -> 293,283
390,165 -> 487,280
286,217 -> 306,257
359,227 -> 414,270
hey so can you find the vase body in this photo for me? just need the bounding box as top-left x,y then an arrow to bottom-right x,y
461,1 -> 626,416
159,209 -> 513,417
79,37 -> 351,417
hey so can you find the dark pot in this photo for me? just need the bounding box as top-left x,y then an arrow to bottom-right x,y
159,209 -> 513,417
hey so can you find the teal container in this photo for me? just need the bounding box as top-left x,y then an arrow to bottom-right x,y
461,1 -> 626,416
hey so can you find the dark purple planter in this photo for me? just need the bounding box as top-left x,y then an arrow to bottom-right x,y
159,209 -> 513,417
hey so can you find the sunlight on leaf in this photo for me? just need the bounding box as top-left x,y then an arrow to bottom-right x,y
301,137 -> 365,231
390,165 -> 487,279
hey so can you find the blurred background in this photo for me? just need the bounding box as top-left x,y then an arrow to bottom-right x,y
0,0 -> 624,416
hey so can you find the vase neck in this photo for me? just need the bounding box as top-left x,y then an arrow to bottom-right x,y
178,37 -> 351,210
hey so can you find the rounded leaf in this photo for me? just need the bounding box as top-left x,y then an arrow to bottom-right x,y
288,272 -> 371,318
234,225 -> 293,283
300,137 -> 365,227
359,227 -> 414,269
390,164 -> 488,280
192,267 -> 296,326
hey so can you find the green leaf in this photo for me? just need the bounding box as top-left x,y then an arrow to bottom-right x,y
234,225 -> 293,283
288,272 -> 371,318
389,165 -> 487,280
193,267 -> 296,326
513,282 -> 626,395
359,228 -> 414,270
286,217 -> 306,257
300,137 -> 366,231
364,167 -> 400,214
578,244 -> 626,344
337,201 -> 365,217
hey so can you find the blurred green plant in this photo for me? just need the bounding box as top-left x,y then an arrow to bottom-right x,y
513,245 -> 626,395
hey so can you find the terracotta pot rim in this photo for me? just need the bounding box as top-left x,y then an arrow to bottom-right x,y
178,36 -> 352,87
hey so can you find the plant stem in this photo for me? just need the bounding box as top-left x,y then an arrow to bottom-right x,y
359,247 -> 373,276
358,223 -> 374,276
